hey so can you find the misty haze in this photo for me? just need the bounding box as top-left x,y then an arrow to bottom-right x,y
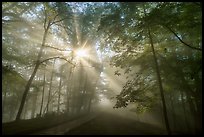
2,2 -> 202,135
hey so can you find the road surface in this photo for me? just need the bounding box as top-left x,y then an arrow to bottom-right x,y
65,111 -> 166,135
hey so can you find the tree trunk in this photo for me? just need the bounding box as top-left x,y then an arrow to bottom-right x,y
2,82 -> 7,120
194,74 -> 202,134
169,94 -> 177,131
39,70 -> 46,116
15,62 -> 40,120
143,5 -> 171,135
23,102 -> 28,119
180,90 -> 191,133
179,71 -> 199,134
87,94 -> 93,113
77,61 -> 83,113
158,53 -> 200,134
66,79 -> 70,113
31,92 -> 37,119
46,59 -> 55,113
83,70 -> 88,113
15,26 -> 49,120
65,56 -> 74,114
149,30 -> 171,135
43,90 -> 59,114
57,69 -> 62,114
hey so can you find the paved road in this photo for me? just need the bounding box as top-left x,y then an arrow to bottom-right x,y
30,113 -> 98,135
65,111 -> 166,135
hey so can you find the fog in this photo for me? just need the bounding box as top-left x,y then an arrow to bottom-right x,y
2,2 -> 201,135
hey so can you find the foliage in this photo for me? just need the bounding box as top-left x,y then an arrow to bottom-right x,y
2,2 -> 202,133
98,2 -> 202,116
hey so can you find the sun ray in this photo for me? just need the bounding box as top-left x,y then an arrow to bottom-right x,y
75,48 -> 88,58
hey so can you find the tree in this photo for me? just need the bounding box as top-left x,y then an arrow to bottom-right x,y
15,2 -> 74,120
3,2 -> 103,121
143,4 -> 171,134
39,70 -> 46,116
97,2 -> 201,134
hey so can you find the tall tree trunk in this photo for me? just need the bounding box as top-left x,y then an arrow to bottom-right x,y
87,74 -> 100,113
194,75 -> 202,134
185,90 -> 197,133
2,82 -> 7,120
66,75 -> 71,113
76,61 -> 83,114
180,90 -> 191,133
158,53 -> 200,134
2,75 -> 6,120
148,28 -> 171,135
87,97 -> 92,113
23,102 -> 28,119
39,70 -> 46,116
169,94 -> 177,131
66,56 -> 74,114
143,5 -> 171,135
57,69 -> 62,114
179,71 -> 199,134
9,102 -> 17,121
15,25 -> 49,120
16,62 -> 40,121
31,92 -> 37,119
46,59 -> 55,113
83,70 -> 88,112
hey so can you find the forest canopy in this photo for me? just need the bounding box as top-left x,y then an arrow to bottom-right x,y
2,2 -> 202,135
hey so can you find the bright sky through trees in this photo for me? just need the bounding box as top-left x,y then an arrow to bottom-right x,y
2,2 -> 201,135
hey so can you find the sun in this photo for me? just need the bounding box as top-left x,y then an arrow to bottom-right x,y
75,48 -> 88,58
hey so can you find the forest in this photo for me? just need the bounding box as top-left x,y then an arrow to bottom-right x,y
2,2 -> 202,135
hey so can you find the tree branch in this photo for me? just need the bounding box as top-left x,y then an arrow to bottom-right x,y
50,14 -> 80,26
43,4 -> 47,30
42,90 -> 59,115
44,45 -> 72,52
163,25 -> 202,51
40,56 -> 75,66
55,23 -> 74,35
52,13 -> 60,22
50,17 -> 71,26
63,25 -> 73,37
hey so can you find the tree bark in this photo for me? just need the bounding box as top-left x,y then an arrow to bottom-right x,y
77,61 -> 83,114
66,73 -> 71,113
87,96 -> 92,113
148,28 -> 171,135
46,59 -> 55,113
43,90 -> 59,114
194,75 -> 202,134
23,102 -> 28,119
180,90 -> 191,133
2,82 -> 8,120
15,62 -> 40,120
143,4 -> 171,135
39,70 -> 46,116
15,24 -> 49,121
83,70 -> 88,112
64,55 -> 74,114
178,71 -> 200,134
57,68 -> 62,114
169,94 -> 177,131
31,91 -> 37,119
